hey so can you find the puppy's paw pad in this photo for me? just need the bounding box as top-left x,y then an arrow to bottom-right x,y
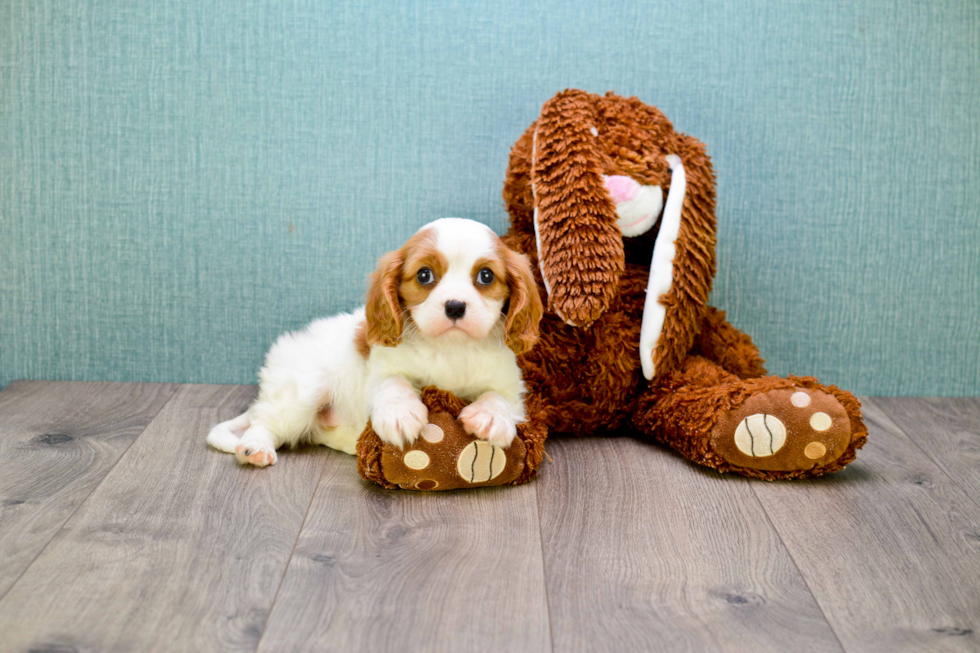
373,400 -> 428,448
459,404 -> 517,448
235,443 -> 278,467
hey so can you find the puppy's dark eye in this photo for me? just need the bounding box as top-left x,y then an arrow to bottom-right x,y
477,268 -> 495,285
416,268 -> 434,285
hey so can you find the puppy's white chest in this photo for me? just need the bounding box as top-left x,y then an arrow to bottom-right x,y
402,342 -> 515,401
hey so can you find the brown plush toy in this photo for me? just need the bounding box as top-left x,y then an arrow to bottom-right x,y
358,89 -> 867,489
358,387 -> 546,491
498,89 -> 867,480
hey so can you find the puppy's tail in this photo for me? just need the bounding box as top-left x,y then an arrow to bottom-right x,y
207,412 -> 251,453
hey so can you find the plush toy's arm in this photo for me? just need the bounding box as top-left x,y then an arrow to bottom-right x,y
691,306 -> 767,379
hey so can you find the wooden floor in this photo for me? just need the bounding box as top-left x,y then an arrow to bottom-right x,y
0,382 -> 977,652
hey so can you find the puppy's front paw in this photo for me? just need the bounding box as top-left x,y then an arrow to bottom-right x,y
372,398 -> 428,449
459,402 -> 517,448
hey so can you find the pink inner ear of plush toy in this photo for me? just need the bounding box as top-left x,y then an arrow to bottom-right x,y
604,175 -> 640,203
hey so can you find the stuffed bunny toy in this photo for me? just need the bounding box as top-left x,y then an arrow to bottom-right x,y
358,89 -> 867,489
498,89 -> 867,479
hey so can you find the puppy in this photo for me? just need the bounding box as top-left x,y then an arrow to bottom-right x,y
207,218 -> 543,467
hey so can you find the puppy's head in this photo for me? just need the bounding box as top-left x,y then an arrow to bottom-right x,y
365,218 -> 542,355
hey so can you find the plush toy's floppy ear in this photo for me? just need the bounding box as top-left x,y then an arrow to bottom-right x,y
644,136 -> 718,381
502,248 -> 544,355
531,90 -> 624,328
364,250 -> 405,347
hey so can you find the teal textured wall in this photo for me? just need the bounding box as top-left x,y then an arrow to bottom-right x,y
1,0 -> 978,395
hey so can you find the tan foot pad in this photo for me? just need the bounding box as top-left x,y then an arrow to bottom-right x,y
711,388 -> 852,472
378,412 -> 527,491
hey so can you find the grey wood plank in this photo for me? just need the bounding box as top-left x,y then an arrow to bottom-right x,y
256,449 -> 552,653
537,436 -> 842,653
871,397 -> 980,505
0,383 -> 328,653
751,398 -> 980,652
0,380 -> 178,599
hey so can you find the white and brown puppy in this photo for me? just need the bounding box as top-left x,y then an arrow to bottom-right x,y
207,218 -> 543,467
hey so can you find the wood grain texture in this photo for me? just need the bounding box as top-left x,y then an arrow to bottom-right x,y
0,380 -> 178,599
870,397 -> 980,506
752,399 -> 980,652
3,383 -> 980,653
536,436 -> 842,653
256,449 -> 551,653
0,384 -> 328,653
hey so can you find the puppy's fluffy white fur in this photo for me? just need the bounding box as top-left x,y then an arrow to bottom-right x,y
207,218 -> 542,467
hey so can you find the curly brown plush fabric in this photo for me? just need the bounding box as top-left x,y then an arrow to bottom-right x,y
502,89 -> 867,480
693,307 -> 768,380
358,89 -> 867,488
529,91 -> 625,327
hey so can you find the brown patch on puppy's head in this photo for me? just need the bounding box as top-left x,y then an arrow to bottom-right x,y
364,248 -> 404,347
364,227 -> 441,347
397,228 -> 446,313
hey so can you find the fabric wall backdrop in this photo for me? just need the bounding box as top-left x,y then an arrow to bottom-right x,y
1,0 -> 978,396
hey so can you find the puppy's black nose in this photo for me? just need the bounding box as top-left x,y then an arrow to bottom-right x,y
445,300 -> 466,320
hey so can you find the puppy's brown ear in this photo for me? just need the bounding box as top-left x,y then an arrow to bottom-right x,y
364,250 -> 404,347
502,248 -> 544,356
532,89 -> 624,328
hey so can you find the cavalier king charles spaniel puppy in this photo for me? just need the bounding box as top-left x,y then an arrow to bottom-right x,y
207,218 -> 543,467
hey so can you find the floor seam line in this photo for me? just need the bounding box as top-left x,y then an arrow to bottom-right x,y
0,382 -> 182,605
747,479 -> 849,652
252,452 -> 330,652
535,455 -> 557,653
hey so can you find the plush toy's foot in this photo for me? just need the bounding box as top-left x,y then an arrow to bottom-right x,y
637,357 -> 867,480
357,386 -> 547,491
710,386 -> 853,475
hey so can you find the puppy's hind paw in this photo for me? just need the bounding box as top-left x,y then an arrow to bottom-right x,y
235,442 -> 278,467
